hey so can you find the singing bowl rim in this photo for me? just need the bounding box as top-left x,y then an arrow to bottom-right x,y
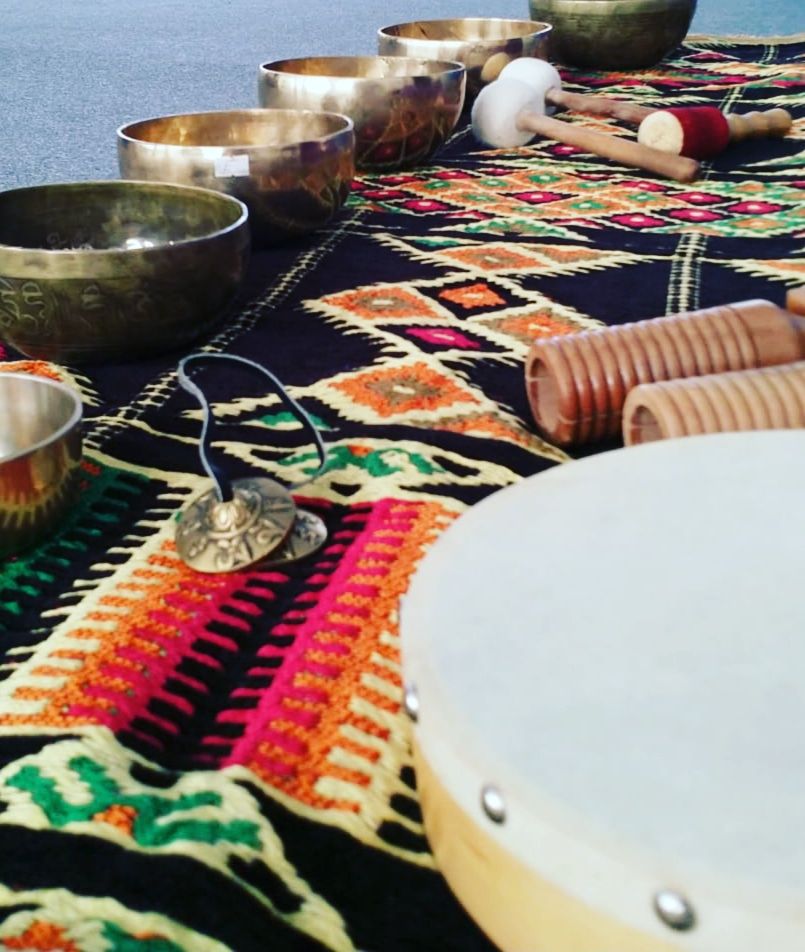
117,107 -> 355,153
0,372 -> 83,465
258,55 -> 467,82
0,180 -> 249,258
529,0 -> 695,9
377,17 -> 553,40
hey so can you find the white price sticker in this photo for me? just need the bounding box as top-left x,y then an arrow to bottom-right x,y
214,154 -> 250,178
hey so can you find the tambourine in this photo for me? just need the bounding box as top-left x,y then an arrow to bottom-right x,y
401,430 -> 805,951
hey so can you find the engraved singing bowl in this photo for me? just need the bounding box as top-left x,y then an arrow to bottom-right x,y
0,372 -> 82,558
258,57 -> 466,171
377,18 -> 552,99
118,109 -> 355,243
528,0 -> 697,69
0,181 -> 249,364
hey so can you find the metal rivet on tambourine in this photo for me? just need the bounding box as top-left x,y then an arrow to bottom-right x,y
176,476 -> 296,573
403,683 -> 420,722
653,889 -> 696,931
481,784 -> 506,824
262,509 -> 328,567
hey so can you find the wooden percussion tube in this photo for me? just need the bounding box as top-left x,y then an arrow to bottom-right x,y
623,361 -> 805,445
525,300 -> 805,446
787,286 -> 805,318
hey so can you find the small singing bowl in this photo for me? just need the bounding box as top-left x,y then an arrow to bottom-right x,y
0,181 -> 249,364
377,18 -> 552,98
258,56 -> 466,171
118,109 -> 355,243
528,0 -> 696,69
0,372 -> 83,558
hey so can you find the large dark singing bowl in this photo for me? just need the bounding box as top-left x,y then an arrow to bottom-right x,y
0,181 -> 249,363
377,18 -> 551,99
0,372 -> 82,558
258,57 -> 466,172
528,0 -> 696,69
118,109 -> 355,243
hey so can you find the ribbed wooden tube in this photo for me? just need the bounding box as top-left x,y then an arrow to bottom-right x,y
623,361 -> 805,445
787,286 -> 805,317
525,299 -> 804,446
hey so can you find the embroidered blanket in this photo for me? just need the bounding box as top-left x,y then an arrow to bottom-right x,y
0,35 -> 802,952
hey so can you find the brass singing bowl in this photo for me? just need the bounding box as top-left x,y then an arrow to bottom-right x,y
258,57 -> 466,171
118,109 -> 355,243
377,18 -> 552,99
0,181 -> 249,364
528,0 -> 697,69
0,372 -> 83,558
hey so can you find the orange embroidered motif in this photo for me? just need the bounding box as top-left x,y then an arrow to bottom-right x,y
0,361 -> 62,382
432,412 -> 538,448
319,286 -> 442,321
438,283 -> 506,309
331,362 -> 479,417
92,803 -> 138,835
2,922 -> 80,951
538,246 -> 613,264
481,311 -> 577,345
442,244 -> 540,272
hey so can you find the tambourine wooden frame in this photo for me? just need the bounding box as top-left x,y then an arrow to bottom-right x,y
414,742 -> 681,952
404,431 -> 805,952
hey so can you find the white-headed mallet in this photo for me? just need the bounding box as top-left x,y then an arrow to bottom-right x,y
499,58 -> 654,125
471,77 -> 701,183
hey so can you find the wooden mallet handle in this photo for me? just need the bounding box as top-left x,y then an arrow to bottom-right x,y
546,88 -> 656,125
516,112 -> 700,183
727,108 -> 792,142
498,59 -> 655,125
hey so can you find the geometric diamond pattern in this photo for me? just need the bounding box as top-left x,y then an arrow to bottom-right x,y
475,308 -> 579,347
323,358 -> 481,422
413,241 -> 646,278
316,284 -> 452,323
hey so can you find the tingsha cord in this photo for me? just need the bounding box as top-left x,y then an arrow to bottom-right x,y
174,353 -> 328,574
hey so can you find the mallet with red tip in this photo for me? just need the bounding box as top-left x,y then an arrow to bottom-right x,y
637,105 -> 792,159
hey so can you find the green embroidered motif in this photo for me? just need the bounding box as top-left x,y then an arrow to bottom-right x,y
285,444 -> 443,478
8,756 -> 261,849
259,410 -> 333,431
453,218 -> 583,240
0,463 -> 146,628
418,180 -> 461,191
476,176 -> 521,188
516,172 -> 567,186
102,923 -> 185,952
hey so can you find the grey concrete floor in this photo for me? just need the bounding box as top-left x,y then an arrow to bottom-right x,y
0,0 -> 803,189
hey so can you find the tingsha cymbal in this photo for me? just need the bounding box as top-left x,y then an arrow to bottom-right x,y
174,352 -> 330,574
264,508 -> 328,566
176,476 -> 296,573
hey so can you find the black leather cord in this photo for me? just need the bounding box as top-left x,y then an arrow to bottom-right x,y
177,353 -> 328,503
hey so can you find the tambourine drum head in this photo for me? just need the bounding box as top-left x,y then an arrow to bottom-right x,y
402,430 -> 805,951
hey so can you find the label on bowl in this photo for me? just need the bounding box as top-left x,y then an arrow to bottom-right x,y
214,153 -> 250,178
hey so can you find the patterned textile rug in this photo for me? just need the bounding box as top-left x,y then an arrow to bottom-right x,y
0,35 -> 802,952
